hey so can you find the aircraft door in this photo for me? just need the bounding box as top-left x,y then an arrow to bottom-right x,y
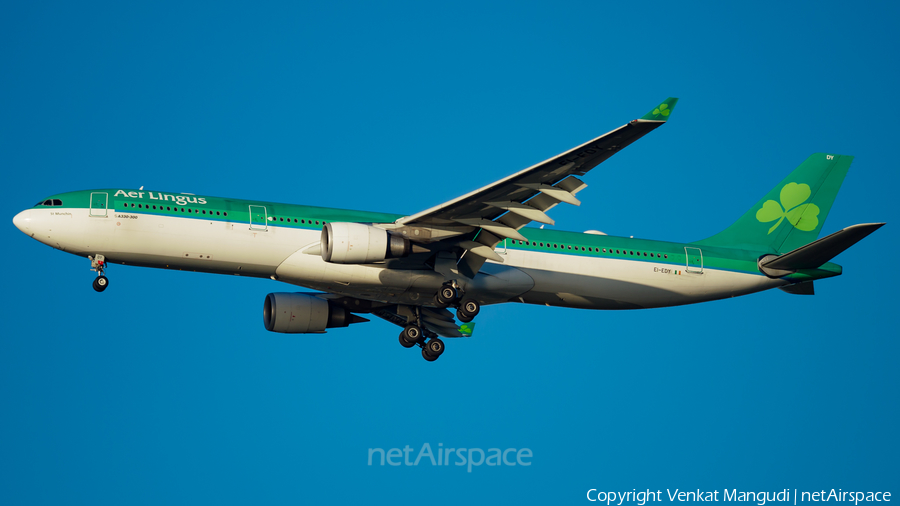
249,205 -> 268,231
684,247 -> 703,273
90,192 -> 108,217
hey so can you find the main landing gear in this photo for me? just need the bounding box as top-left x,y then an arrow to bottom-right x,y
398,306 -> 447,362
432,282 -> 480,323
397,283 -> 483,362
89,254 -> 109,292
398,324 -> 445,361
399,325 -> 445,362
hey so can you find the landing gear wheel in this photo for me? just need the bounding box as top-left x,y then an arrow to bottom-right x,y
92,276 -> 109,292
423,338 -> 445,360
436,285 -> 458,307
402,325 -> 422,343
433,294 -> 449,309
422,349 -> 438,361
399,329 -> 417,348
457,298 -> 479,322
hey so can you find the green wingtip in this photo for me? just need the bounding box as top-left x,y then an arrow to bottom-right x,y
640,97 -> 679,121
458,322 -> 475,337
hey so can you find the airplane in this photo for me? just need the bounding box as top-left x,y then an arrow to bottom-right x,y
12,98 -> 884,362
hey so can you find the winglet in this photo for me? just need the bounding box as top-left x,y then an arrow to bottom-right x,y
458,322 -> 475,337
640,97 -> 679,121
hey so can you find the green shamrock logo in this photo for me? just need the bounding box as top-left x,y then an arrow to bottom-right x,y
756,182 -> 820,234
651,103 -> 670,117
458,322 -> 475,337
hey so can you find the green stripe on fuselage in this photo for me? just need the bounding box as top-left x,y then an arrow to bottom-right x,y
32,188 -> 841,280
34,188 -> 402,228
503,229 -> 764,276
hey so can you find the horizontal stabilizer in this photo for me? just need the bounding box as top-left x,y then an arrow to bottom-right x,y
780,282 -> 815,295
762,223 -> 885,270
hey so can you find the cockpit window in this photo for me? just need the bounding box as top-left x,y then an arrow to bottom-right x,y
42,200 -> 53,206
52,199 -> 62,206
36,199 -> 63,206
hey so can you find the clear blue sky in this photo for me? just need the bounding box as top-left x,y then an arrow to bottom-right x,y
2,1 -> 898,504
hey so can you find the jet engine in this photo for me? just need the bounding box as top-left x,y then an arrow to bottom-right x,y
263,292 -> 364,333
320,222 -> 410,264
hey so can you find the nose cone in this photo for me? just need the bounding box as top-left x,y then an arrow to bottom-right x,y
13,210 -> 31,234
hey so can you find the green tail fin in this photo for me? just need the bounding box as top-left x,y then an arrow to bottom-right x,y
695,153 -> 852,253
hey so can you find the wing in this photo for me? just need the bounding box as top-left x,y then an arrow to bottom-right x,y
385,98 -> 679,277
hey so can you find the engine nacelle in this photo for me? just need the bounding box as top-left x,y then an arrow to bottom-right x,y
263,293 -> 356,333
321,222 -> 410,264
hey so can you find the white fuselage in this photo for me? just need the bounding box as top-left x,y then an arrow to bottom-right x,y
13,207 -> 785,309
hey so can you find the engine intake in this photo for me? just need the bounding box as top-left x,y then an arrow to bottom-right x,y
263,293 -> 359,333
321,222 -> 410,264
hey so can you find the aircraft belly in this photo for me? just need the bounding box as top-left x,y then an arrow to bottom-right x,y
506,250 -> 779,309
467,262 -> 535,302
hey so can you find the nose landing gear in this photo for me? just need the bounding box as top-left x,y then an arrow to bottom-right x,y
89,255 -> 109,292
92,276 -> 109,292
